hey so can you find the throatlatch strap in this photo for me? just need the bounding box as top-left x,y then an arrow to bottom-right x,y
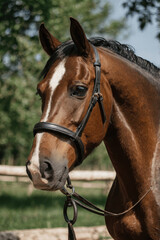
98,95 -> 106,124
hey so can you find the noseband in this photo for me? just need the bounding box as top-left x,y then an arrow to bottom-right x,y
33,45 -> 106,166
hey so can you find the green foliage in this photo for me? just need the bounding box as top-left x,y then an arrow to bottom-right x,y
122,0 -> 160,40
0,0 -> 126,165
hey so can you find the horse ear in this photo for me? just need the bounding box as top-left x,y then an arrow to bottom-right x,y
39,23 -> 61,56
70,17 -> 91,57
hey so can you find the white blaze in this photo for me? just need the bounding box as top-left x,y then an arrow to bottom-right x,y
30,59 -> 66,168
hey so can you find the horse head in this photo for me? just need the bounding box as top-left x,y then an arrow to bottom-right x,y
26,18 -> 113,191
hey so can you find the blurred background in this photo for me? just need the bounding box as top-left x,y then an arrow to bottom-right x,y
0,0 -> 159,235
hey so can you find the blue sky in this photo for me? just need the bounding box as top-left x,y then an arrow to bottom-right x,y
108,0 -> 159,67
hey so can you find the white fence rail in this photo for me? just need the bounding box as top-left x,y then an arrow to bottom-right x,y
0,165 -> 115,182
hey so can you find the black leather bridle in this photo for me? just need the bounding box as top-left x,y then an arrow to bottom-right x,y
33,45 -> 106,166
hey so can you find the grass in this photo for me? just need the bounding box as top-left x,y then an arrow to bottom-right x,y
0,181 -> 108,231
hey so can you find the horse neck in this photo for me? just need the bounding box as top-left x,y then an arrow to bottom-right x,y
102,52 -> 160,199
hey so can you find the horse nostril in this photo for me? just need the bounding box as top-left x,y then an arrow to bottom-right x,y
40,159 -> 54,181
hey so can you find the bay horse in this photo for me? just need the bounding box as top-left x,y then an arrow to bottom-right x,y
26,18 -> 160,240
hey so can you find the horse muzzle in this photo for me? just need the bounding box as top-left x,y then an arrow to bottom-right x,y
26,158 -> 69,191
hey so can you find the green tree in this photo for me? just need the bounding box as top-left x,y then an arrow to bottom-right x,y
0,0 -> 126,165
122,0 -> 160,39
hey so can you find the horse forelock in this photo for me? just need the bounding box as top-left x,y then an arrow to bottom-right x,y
40,40 -> 75,80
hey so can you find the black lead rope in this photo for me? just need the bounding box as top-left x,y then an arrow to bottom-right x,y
62,178 -> 77,240
62,177 -> 105,240
61,176 -> 151,240
63,196 -> 77,240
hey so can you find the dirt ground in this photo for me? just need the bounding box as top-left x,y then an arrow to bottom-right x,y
1,226 -> 113,240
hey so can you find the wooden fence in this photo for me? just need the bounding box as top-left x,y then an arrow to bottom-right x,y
0,165 -> 115,182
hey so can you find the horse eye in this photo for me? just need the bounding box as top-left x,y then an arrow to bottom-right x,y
70,85 -> 88,98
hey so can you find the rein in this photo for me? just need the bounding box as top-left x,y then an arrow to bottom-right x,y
61,176 -> 151,240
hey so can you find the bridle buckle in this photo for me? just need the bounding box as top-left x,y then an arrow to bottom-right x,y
93,92 -> 103,99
